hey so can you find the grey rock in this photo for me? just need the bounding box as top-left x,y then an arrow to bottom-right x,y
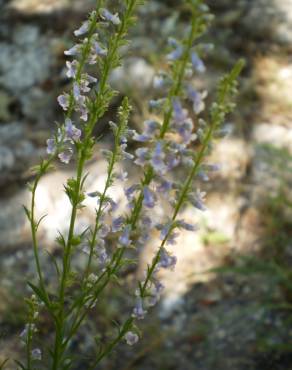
20,87 -> 54,121
0,189 -> 29,247
110,57 -> 155,95
0,122 -> 41,186
0,25 -> 52,93
0,146 -> 15,171
208,0 -> 292,47
0,90 -> 13,122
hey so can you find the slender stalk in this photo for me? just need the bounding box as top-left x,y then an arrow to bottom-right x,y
84,60 -> 244,367
51,2 -> 141,368
59,6 -> 204,351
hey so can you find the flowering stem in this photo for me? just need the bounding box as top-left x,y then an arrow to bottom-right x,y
56,3 -> 208,356
128,4 -> 204,230
85,59 -> 244,365
50,2 -> 141,368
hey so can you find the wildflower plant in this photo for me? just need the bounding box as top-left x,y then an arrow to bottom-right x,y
19,0 -> 244,369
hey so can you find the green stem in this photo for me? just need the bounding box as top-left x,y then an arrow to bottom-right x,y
60,7 -> 202,352
51,1 -> 140,368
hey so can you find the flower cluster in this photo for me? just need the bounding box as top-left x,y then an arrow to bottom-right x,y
22,0 -> 243,369
46,8 -> 121,164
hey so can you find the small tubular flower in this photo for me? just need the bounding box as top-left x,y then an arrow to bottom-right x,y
125,331 -> 139,346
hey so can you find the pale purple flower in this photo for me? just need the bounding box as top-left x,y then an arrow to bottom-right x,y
143,186 -> 156,208
93,41 -> 108,56
167,46 -> 183,61
97,246 -> 109,266
137,232 -> 150,247
82,244 -> 90,255
74,21 -> 90,37
150,142 -> 167,175
66,60 -> 78,79
172,98 -> 188,123
158,222 -> 171,240
79,73 -> 97,92
153,279 -> 165,295
99,224 -> 110,238
100,8 -> 121,25
133,132 -> 150,143
19,324 -> 29,339
189,189 -> 207,211
177,220 -> 199,231
134,147 -> 149,167
121,144 -> 134,160
147,279 -> 165,307
157,179 -> 172,193
153,72 -> 169,89
167,38 -> 183,61
125,184 -> 139,201
46,138 -> 56,154
79,80 -> 90,93
133,120 -> 159,143
165,151 -> 180,171
79,105 -> 89,121
198,170 -> 209,182
168,37 -> 179,48
158,248 -> 177,270
191,51 -> 206,73
57,93 -> 70,111
144,120 -> 160,136
58,148 -> 73,164
204,163 -> 221,172
73,82 -> 82,100
112,216 -> 124,232
64,45 -> 81,56
166,231 -> 179,245
106,198 -> 118,212
65,118 -> 81,141
149,98 -> 166,110
125,331 -> 139,346
177,118 -> 195,144
118,225 -> 131,247
132,298 -> 147,320
187,86 -> 207,114
31,348 -> 42,361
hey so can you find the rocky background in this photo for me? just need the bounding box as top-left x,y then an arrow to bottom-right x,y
0,0 -> 292,369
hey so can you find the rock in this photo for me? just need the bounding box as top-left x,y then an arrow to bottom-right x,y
0,189 -> 29,247
0,25 -> 52,93
0,146 -> 15,172
8,0 -> 70,14
209,0 -> 292,48
0,122 -> 41,186
33,157 -> 125,244
252,123 -> 292,153
20,87 -> 54,122
208,137 -> 251,182
0,90 -> 13,122
110,57 -> 155,95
